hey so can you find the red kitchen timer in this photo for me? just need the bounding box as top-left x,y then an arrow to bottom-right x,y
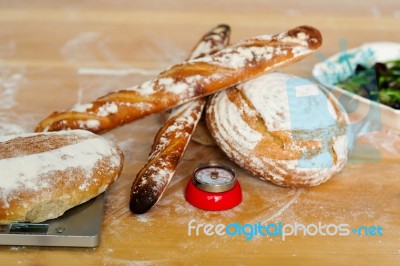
185,164 -> 242,211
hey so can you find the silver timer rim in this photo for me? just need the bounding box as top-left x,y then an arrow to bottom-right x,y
192,164 -> 236,193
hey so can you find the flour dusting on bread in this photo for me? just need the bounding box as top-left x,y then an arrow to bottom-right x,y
206,72 -> 349,187
0,130 -> 124,224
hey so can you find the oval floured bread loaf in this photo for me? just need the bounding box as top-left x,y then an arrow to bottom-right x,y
206,72 -> 350,187
0,130 -> 124,224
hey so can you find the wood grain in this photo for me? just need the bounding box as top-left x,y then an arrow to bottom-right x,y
0,0 -> 399,265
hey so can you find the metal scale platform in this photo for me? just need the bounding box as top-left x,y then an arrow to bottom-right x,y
0,193 -> 105,247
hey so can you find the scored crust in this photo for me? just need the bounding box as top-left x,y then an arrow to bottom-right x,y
35,25 -> 322,134
0,130 -> 124,224
206,72 -> 350,187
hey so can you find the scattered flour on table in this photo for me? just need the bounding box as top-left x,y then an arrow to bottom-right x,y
370,6 -> 381,18
78,67 -> 160,77
0,68 -> 31,135
0,40 -> 16,58
357,128 -> 400,157
285,9 -> 301,16
61,32 -> 103,65
0,116 -> 30,135
0,71 -> 23,109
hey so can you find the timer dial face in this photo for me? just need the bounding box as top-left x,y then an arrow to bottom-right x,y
193,165 -> 236,193
194,167 -> 234,185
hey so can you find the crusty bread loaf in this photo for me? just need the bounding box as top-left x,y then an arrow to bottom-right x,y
130,24 -> 230,214
35,25 -> 322,134
206,72 -> 349,187
160,107 -> 216,146
0,130 -> 124,224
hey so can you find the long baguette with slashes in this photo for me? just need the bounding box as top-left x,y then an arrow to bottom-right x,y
35,25 -> 322,133
129,24 -> 230,214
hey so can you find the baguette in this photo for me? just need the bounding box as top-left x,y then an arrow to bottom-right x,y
35,25 -> 322,133
129,24 -> 230,214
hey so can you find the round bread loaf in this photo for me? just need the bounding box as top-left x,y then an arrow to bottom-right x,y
0,130 -> 124,224
206,72 -> 350,187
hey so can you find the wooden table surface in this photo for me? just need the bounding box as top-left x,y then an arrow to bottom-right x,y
0,0 -> 399,265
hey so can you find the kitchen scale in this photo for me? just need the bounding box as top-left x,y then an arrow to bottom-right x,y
0,193 -> 105,247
